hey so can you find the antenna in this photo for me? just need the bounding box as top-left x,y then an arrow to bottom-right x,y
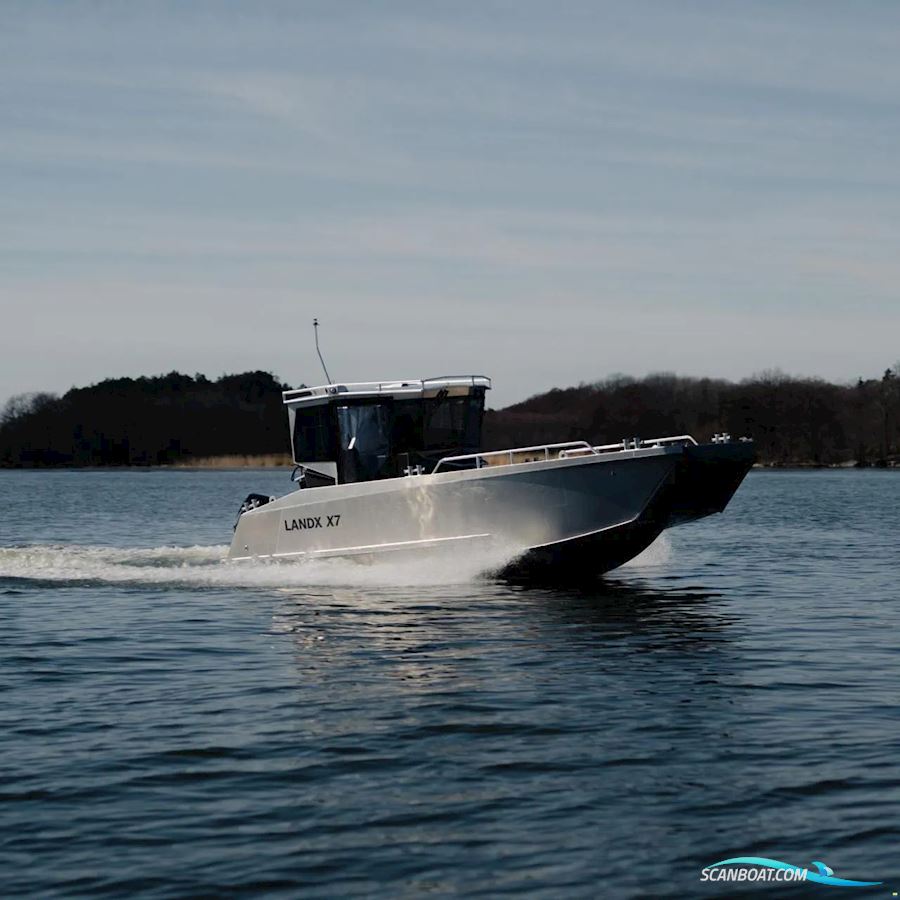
313,318 -> 334,385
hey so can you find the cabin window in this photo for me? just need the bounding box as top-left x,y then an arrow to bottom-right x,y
337,404 -> 393,482
423,393 -> 484,451
391,399 -> 425,453
292,404 -> 336,462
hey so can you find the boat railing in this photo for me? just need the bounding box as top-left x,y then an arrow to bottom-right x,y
582,434 -> 698,455
431,434 -> 700,473
564,434 -> 697,458
432,441 -> 598,473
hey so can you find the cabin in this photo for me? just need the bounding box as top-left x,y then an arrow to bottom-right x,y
282,376 -> 490,487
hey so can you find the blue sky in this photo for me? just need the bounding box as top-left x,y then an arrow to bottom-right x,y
2,1 -> 899,407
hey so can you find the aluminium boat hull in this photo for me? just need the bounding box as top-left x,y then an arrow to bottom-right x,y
504,440 -> 756,578
229,441 -> 754,577
230,447 -> 681,567
662,441 -> 757,527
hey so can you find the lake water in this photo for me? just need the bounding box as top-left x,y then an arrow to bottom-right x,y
1,469 -> 898,897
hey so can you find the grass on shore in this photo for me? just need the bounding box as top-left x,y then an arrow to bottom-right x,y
172,454 -> 293,468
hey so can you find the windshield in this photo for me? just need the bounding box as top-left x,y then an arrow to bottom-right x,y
423,393 -> 484,451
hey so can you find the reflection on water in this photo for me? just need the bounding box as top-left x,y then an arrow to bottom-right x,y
269,576 -> 739,712
509,577 -> 733,646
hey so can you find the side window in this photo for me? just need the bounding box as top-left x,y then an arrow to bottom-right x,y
292,405 -> 335,462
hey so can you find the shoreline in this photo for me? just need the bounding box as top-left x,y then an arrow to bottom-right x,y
0,454 -> 294,470
2,461 -> 898,472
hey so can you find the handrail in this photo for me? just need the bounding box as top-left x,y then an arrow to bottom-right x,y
590,435 -> 698,453
431,434 -> 701,473
432,441 -> 597,473
555,435 -> 698,457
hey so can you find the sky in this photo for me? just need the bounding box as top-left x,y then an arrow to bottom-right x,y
2,1 -> 899,408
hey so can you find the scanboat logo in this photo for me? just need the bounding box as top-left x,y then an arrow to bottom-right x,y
701,857 -> 881,888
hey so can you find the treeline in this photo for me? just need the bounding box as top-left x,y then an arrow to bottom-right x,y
2,366 -> 899,468
0,371 -> 290,466
483,367 -> 900,467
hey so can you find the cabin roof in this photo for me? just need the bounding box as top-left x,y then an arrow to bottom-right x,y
282,375 -> 491,407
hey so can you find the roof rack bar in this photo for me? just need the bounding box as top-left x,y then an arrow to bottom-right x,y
282,376 -> 491,405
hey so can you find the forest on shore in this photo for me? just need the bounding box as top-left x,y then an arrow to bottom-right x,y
0,372 -> 290,467
1,365 -> 899,468
483,366 -> 900,467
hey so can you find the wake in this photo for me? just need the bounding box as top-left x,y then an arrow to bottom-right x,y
0,542 -> 523,589
621,533 -> 673,568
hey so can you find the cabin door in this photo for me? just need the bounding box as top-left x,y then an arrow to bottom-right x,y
336,404 -> 393,483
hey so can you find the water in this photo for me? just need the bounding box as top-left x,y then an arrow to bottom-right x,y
1,469 -> 898,897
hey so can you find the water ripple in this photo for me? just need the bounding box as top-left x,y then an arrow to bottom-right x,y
1,469 -> 899,897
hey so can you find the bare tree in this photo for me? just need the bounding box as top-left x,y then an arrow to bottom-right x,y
0,392 -> 57,427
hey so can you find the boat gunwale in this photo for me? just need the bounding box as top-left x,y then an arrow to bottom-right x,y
235,443 -> 686,519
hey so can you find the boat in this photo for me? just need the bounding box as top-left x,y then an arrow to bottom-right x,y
228,374 -> 755,578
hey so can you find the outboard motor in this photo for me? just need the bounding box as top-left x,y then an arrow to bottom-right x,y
234,493 -> 275,530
